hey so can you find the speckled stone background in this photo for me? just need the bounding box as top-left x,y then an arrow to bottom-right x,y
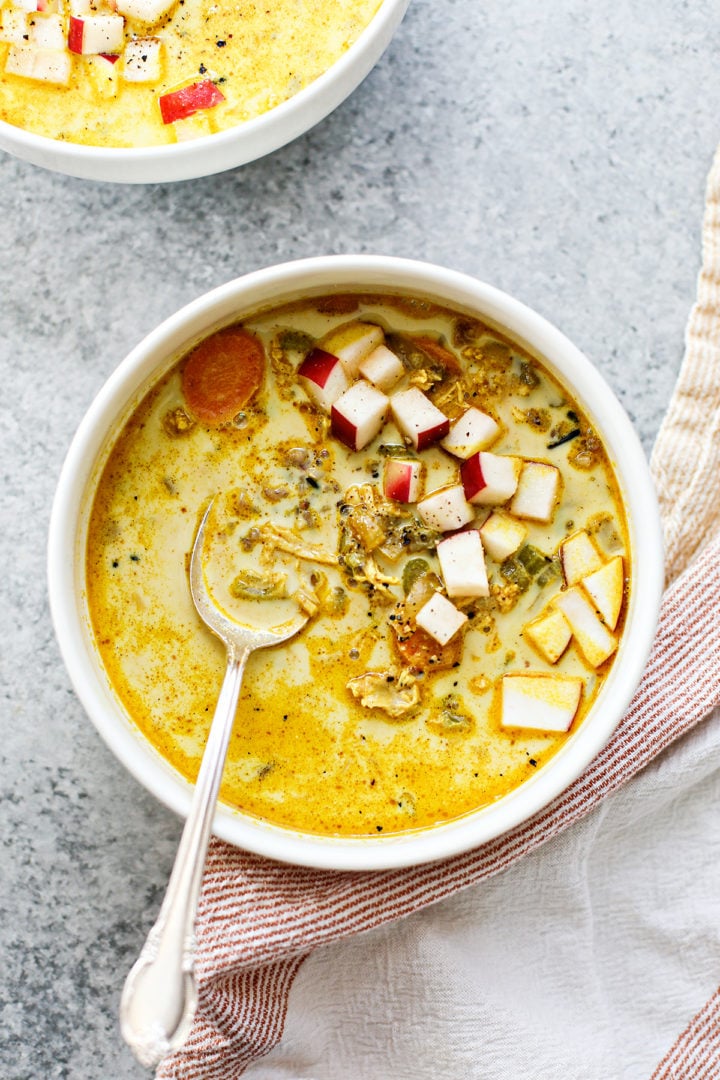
1,1 -> 719,1076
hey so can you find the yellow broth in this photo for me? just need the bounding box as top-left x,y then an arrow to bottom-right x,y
0,0 -> 381,147
85,293 -> 629,837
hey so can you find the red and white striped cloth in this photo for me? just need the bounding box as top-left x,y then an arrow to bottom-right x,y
155,531 -> 720,1080
157,147 -> 720,1080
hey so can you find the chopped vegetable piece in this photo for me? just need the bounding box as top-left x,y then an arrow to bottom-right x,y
116,0 -> 177,24
383,458 -> 425,503
415,591 -> 468,646
517,361 -> 540,389
417,484 -> 474,533
298,348 -> 350,413
581,555 -> 624,630
386,332 -> 459,381
440,407 -> 501,458
501,673 -> 582,732
560,530 -> 604,586
500,557 -> 532,593
181,326 -> 264,426
159,79 -> 225,125
510,461 -> 561,522
5,43 -> 71,82
536,558 -> 562,588
359,344 -> 404,391
461,451 -> 522,505
378,443 -> 416,459
390,387 -> 450,451
122,36 -> 162,83
1,8 -> 29,46
479,513 -> 528,563
436,530 -> 489,598
321,321 -> 384,378
402,558 -> 430,596
331,380 -> 389,451
28,13 -> 65,49
523,608 -> 572,664
394,627 -> 463,672
413,336 -> 462,373
68,13 -> 124,55
516,544 -> 551,576
230,569 -> 287,601
554,586 -> 618,668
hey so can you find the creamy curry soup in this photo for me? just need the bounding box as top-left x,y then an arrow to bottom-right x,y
0,0 -> 381,146
86,293 -> 629,837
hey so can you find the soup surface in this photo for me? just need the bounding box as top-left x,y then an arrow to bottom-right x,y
86,292 -> 629,837
0,0 -> 381,146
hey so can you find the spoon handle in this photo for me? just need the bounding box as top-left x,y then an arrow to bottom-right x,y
119,645 -> 250,1069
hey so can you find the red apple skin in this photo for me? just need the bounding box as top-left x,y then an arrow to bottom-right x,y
460,453 -> 487,501
159,79 -> 226,124
416,418 -> 450,452
298,348 -> 340,389
330,406 -> 359,450
384,463 -> 411,502
68,16 -> 84,52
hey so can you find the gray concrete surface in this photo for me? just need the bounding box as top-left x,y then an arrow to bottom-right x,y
1,1 -> 718,1076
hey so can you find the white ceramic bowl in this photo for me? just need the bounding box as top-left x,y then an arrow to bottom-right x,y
48,255 -> 664,869
0,0 -> 409,184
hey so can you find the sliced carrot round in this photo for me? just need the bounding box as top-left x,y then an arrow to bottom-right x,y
181,326 -> 265,426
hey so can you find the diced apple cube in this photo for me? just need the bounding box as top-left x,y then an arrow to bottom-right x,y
440,407 -> 501,458
554,586 -> 618,668
28,13 -> 64,48
68,12 -> 124,54
501,673 -> 583,732
13,0 -> 39,11
321,321 -> 384,378
390,387 -> 450,451
68,0 -> 92,13
523,608 -> 572,665
510,461 -> 561,522
461,451 -> 522,505
436,530 -> 489,598
358,344 -> 404,391
581,555 -> 624,630
415,591 -> 468,645
5,44 -> 71,83
115,0 -> 175,22
383,458 -> 425,503
122,35 -> 161,82
478,513 -> 528,563
297,348 -> 350,413
417,484 -> 474,533
0,8 -> 29,44
560,530 -> 604,586
331,380 -> 389,452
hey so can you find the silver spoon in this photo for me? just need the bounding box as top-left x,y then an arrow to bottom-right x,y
119,498 -> 309,1069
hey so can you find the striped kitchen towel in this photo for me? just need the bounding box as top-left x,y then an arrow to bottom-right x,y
156,145 -> 720,1080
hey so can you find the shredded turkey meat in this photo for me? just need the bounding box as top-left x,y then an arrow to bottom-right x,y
346,668 -> 420,718
258,523 -> 339,566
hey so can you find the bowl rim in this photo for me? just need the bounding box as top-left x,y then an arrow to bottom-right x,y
0,0 -> 410,183
47,254 -> 665,870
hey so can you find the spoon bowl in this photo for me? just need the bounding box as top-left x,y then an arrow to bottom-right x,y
119,498 -> 309,1068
